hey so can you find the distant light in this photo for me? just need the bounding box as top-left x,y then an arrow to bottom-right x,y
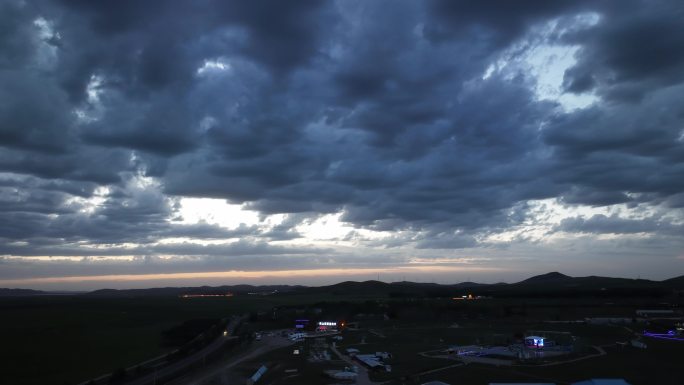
318,321 -> 337,326
643,331 -> 684,341
179,293 -> 233,298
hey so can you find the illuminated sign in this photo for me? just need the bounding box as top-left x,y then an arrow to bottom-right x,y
643,330 -> 684,341
524,336 -> 544,348
318,321 -> 337,326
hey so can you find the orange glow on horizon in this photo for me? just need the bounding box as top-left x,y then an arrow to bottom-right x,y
0,265 -> 502,287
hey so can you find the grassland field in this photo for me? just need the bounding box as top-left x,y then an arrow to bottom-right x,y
0,295 -> 277,385
2,292 -> 682,385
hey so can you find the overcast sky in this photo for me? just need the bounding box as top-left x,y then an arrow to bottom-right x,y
1,0 -> 683,290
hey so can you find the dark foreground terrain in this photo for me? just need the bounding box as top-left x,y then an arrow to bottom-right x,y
2,272 -> 683,385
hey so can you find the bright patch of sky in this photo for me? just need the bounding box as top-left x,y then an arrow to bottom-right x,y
484,197 -> 651,244
177,197 -> 260,228
483,12 -> 601,111
64,186 -> 109,215
32,17 -> 59,68
294,212 -> 353,240
196,58 -> 231,76
291,212 -> 398,247
74,74 -> 104,123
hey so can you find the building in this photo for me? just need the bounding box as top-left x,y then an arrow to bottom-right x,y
355,354 -> 384,369
572,380 -> 631,385
635,309 -> 675,317
524,336 -> 544,348
489,383 -> 554,385
345,348 -> 360,356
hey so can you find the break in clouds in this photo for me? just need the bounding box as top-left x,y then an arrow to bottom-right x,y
1,0 -> 683,288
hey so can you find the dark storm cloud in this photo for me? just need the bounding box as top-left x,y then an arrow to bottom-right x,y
544,83 -> 684,206
414,232 -> 478,250
0,0 -> 41,68
214,0 -> 330,73
557,214 -> 684,236
0,0 -> 683,273
425,0 -> 593,48
562,0 -> 684,101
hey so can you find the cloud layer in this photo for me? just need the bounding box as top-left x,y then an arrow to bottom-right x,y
1,0 -> 683,288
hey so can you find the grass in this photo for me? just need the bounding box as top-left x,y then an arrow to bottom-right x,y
0,295 -> 273,385
3,293 -> 681,385
0,292 -> 382,385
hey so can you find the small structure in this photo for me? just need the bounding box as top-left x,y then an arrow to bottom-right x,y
524,336 -> 545,348
636,309 -> 675,317
355,354 -> 384,369
288,332 -> 306,341
246,365 -> 267,385
316,321 -> 339,332
489,383 -> 554,385
345,348 -> 360,356
324,370 -> 357,381
572,379 -> 631,385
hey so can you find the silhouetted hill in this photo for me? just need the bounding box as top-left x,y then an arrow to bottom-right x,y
569,275 -> 657,288
0,288 -> 46,296
85,284 -> 302,297
662,275 -> 684,289
476,272 -> 671,298
320,280 -> 391,295
518,272 -> 571,284
307,280 -> 498,298
75,272 -> 684,298
450,281 -> 489,287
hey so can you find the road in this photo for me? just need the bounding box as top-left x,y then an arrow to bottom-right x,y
169,331 -> 294,385
122,316 -> 244,385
